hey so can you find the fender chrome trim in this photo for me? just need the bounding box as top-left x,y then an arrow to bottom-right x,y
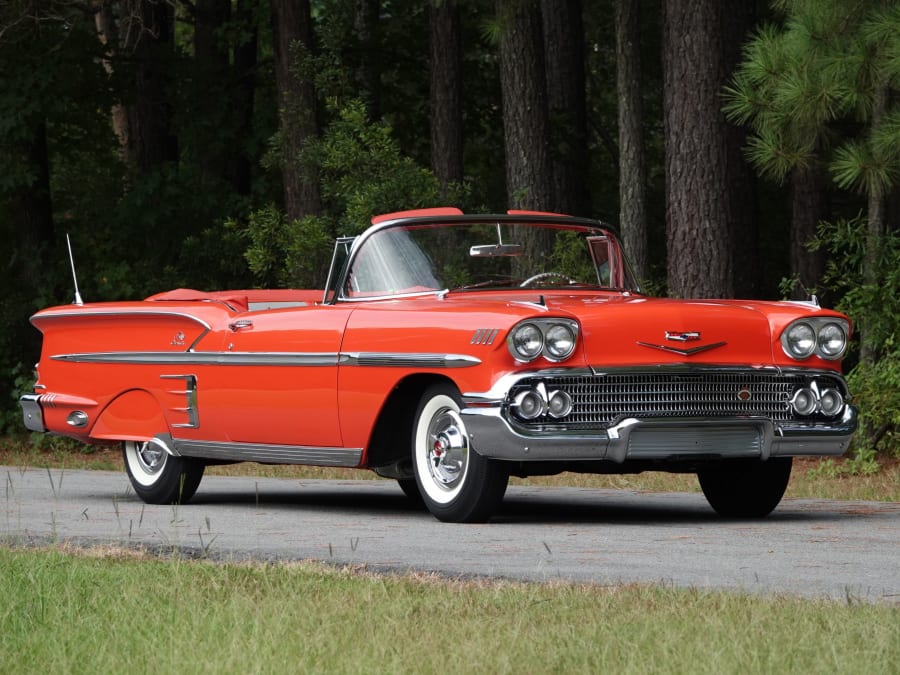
51,352 -> 343,366
341,352 -> 481,368
174,439 -> 362,467
51,350 -> 480,369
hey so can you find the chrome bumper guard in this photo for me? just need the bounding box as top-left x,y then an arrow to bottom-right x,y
461,405 -> 858,463
20,394 -> 47,433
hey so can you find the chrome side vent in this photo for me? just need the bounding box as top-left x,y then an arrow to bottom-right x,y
161,374 -> 199,428
471,328 -> 499,346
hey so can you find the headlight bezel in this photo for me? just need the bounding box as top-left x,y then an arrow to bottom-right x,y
508,318 -> 580,363
781,317 -> 849,361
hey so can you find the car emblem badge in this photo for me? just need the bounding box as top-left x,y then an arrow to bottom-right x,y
665,331 -> 701,342
737,387 -> 752,402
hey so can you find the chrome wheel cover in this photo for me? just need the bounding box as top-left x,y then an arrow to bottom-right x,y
426,407 -> 469,491
136,441 -> 165,475
124,439 -> 169,487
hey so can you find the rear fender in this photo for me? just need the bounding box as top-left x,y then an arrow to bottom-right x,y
90,389 -> 167,443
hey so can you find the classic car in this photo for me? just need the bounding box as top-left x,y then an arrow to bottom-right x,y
20,208 -> 857,522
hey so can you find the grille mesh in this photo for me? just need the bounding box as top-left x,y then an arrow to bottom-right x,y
508,371 -> 832,430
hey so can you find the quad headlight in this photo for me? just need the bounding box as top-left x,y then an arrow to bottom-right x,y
508,319 -> 579,363
781,318 -> 849,361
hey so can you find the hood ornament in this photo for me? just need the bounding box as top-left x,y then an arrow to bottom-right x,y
638,331 -> 726,356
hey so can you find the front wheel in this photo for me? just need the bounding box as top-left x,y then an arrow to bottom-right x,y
412,384 -> 508,523
698,457 -> 792,518
123,439 -> 205,505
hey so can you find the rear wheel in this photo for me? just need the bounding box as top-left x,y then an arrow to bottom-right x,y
123,438 -> 204,505
412,384 -> 508,523
698,457 -> 792,518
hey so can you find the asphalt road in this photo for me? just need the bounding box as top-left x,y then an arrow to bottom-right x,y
2,465 -> 898,603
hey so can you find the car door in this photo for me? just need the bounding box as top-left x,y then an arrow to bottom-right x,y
194,305 -> 353,448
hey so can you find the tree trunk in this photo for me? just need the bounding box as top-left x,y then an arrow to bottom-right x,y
615,0 -> 648,281
429,0 -> 464,193
497,0 -> 552,211
94,2 -> 129,154
194,0 -> 232,184
12,120 -> 54,289
271,0 -> 322,221
861,80 -> 889,363
789,164 -> 828,300
540,0 -> 590,216
353,0 -> 382,120
230,0 -> 258,196
663,0 -> 732,299
719,0 -> 759,299
120,0 -> 178,173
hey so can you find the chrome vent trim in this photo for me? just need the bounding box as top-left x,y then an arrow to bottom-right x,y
471,328 -> 499,346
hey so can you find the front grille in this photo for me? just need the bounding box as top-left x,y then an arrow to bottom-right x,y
508,371 -> 838,430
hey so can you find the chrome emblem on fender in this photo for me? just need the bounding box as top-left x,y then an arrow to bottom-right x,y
171,331 -> 186,346
665,331 -> 701,342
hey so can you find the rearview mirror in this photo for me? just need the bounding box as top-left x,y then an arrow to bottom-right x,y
469,243 -> 523,257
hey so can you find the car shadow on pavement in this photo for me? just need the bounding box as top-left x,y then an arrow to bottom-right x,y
181,482 -> 846,525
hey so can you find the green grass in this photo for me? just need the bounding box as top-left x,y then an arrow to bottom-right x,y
0,547 -> 896,675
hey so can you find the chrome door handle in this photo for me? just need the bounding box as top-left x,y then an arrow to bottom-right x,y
228,319 -> 253,332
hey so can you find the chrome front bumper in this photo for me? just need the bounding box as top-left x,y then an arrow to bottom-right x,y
461,405 -> 858,463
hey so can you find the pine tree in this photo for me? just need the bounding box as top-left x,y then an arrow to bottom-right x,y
724,0 -> 900,359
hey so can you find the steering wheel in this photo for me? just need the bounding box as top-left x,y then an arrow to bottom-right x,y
519,271 -> 578,287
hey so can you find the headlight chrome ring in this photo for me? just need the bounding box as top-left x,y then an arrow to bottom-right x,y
781,318 -> 848,361
507,319 -> 579,363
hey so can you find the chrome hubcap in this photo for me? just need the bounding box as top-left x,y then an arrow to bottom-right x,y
426,408 -> 468,490
135,441 -> 166,475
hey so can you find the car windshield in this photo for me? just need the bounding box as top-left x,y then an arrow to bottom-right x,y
340,220 -> 638,299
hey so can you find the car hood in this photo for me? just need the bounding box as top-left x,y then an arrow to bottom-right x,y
543,295 -> 778,367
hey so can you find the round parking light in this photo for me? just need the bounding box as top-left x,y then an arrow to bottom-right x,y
818,388 -> 844,416
547,390 -> 573,418
791,388 -> 818,416
513,389 -> 545,420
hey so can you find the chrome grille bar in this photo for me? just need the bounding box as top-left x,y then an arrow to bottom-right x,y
507,371 -> 837,430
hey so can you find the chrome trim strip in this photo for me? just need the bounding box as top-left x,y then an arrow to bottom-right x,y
174,440 -> 363,467
340,290 -> 448,302
51,352 -> 343,366
341,352 -> 481,368
32,309 -> 212,331
51,351 -> 478,368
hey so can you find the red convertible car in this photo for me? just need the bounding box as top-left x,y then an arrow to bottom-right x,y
21,208 -> 857,522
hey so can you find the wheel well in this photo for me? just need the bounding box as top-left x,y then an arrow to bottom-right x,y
364,374 -> 455,470
90,389 -> 167,442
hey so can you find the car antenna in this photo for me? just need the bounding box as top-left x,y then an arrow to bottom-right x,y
66,233 -> 84,306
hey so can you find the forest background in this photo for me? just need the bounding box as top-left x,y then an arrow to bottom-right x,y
1,0 -> 898,462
